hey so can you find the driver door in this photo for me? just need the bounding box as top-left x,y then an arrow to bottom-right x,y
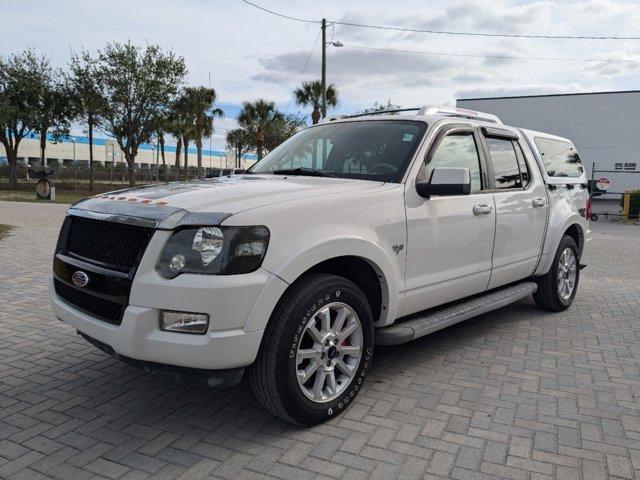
403,125 -> 496,316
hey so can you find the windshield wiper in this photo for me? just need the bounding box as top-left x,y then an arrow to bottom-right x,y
272,167 -> 334,177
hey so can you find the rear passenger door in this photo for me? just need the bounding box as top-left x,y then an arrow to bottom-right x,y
480,127 -> 547,289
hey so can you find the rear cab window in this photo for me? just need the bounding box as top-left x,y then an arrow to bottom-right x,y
534,137 -> 584,178
486,137 -> 523,189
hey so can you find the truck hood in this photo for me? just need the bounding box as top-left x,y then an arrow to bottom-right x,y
71,175 -> 384,227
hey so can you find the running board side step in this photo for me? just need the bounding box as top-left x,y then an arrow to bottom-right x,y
375,282 -> 537,346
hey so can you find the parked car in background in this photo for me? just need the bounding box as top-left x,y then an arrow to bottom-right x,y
50,106 -> 589,425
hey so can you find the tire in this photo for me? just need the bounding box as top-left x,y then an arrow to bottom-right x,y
533,235 -> 580,311
249,273 -> 374,426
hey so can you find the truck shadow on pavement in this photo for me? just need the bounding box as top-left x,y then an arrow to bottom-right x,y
71,297 -> 548,433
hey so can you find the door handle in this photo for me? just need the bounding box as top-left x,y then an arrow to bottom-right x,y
473,204 -> 493,216
532,197 -> 546,208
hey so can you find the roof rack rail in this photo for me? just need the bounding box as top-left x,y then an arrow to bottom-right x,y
320,105 -> 502,124
321,115 -> 349,122
417,106 -> 502,124
344,107 -> 422,119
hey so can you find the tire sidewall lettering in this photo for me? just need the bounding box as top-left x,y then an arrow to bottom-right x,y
286,286 -> 373,417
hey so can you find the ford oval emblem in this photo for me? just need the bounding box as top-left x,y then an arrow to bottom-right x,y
72,271 -> 89,288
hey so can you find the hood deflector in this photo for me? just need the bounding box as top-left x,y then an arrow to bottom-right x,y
69,198 -> 230,230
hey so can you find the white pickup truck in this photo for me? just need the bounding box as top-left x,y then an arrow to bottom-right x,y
50,106 -> 590,425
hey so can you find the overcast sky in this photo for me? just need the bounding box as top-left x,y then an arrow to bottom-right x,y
2,0 -> 640,150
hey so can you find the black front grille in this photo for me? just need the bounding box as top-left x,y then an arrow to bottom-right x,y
54,279 -> 124,325
66,216 -> 154,270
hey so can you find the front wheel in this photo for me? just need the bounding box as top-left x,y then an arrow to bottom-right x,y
533,235 -> 580,311
250,273 -> 374,425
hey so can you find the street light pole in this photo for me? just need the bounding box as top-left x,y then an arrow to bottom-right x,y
321,18 -> 327,118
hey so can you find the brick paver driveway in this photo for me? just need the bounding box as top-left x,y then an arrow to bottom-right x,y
1,200 -> 639,480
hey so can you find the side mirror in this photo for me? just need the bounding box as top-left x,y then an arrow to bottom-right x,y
416,167 -> 471,197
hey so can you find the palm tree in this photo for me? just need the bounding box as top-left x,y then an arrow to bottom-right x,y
293,80 -> 338,124
183,129 -> 192,171
156,125 -> 167,181
167,95 -> 192,180
183,86 -> 224,175
226,128 -> 251,168
237,100 -> 284,160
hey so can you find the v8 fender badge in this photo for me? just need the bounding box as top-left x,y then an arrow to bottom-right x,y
392,244 -> 405,255
71,271 -> 89,288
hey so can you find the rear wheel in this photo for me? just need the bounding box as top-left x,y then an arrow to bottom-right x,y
533,235 -> 580,311
250,273 -> 374,425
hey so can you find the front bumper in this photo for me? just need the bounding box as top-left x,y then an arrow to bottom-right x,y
79,332 -> 245,387
49,268 -> 287,375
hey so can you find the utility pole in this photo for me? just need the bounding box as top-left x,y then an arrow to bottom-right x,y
321,18 -> 327,118
209,71 -> 213,175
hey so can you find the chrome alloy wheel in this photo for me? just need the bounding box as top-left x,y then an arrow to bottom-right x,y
295,302 -> 363,403
557,247 -> 577,301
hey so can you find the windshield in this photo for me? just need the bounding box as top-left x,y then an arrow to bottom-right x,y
250,120 -> 427,182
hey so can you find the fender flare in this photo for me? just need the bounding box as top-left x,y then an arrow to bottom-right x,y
250,236 -> 402,330
535,215 -> 584,276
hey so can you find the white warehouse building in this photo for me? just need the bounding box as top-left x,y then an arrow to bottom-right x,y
457,90 -> 640,198
0,135 -> 257,170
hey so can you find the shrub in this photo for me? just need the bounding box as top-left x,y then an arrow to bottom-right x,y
621,189 -> 640,219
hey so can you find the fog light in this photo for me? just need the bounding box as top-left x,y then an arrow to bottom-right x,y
160,311 -> 209,334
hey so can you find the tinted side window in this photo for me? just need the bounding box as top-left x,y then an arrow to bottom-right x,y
427,132 -> 482,192
487,137 -> 522,189
534,138 -> 584,178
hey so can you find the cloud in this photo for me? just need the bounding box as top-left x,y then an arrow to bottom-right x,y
252,48 -> 453,87
446,1 -> 551,34
582,51 -> 640,76
336,0 -> 552,43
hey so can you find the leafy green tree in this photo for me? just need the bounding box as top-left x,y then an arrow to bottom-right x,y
237,99 -> 284,160
182,86 -> 223,175
293,80 -> 338,124
36,67 -> 76,169
359,100 -> 401,114
265,114 -> 306,151
0,50 -> 47,189
93,42 -> 187,186
70,50 -> 103,191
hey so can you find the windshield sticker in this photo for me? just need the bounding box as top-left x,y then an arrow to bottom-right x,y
402,133 -> 414,142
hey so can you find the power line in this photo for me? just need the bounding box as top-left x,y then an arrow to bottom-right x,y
239,0 -> 640,41
332,20 -> 640,41
239,0 -> 318,23
340,44 -> 640,64
286,30 -> 322,111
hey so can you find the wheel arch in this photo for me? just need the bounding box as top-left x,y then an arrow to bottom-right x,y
301,256 -> 385,326
563,223 -> 584,257
246,238 -> 401,332
535,217 -> 585,276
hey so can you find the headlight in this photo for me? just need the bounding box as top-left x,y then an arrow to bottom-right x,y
192,226 -> 224,266
156,225 -> 269,278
